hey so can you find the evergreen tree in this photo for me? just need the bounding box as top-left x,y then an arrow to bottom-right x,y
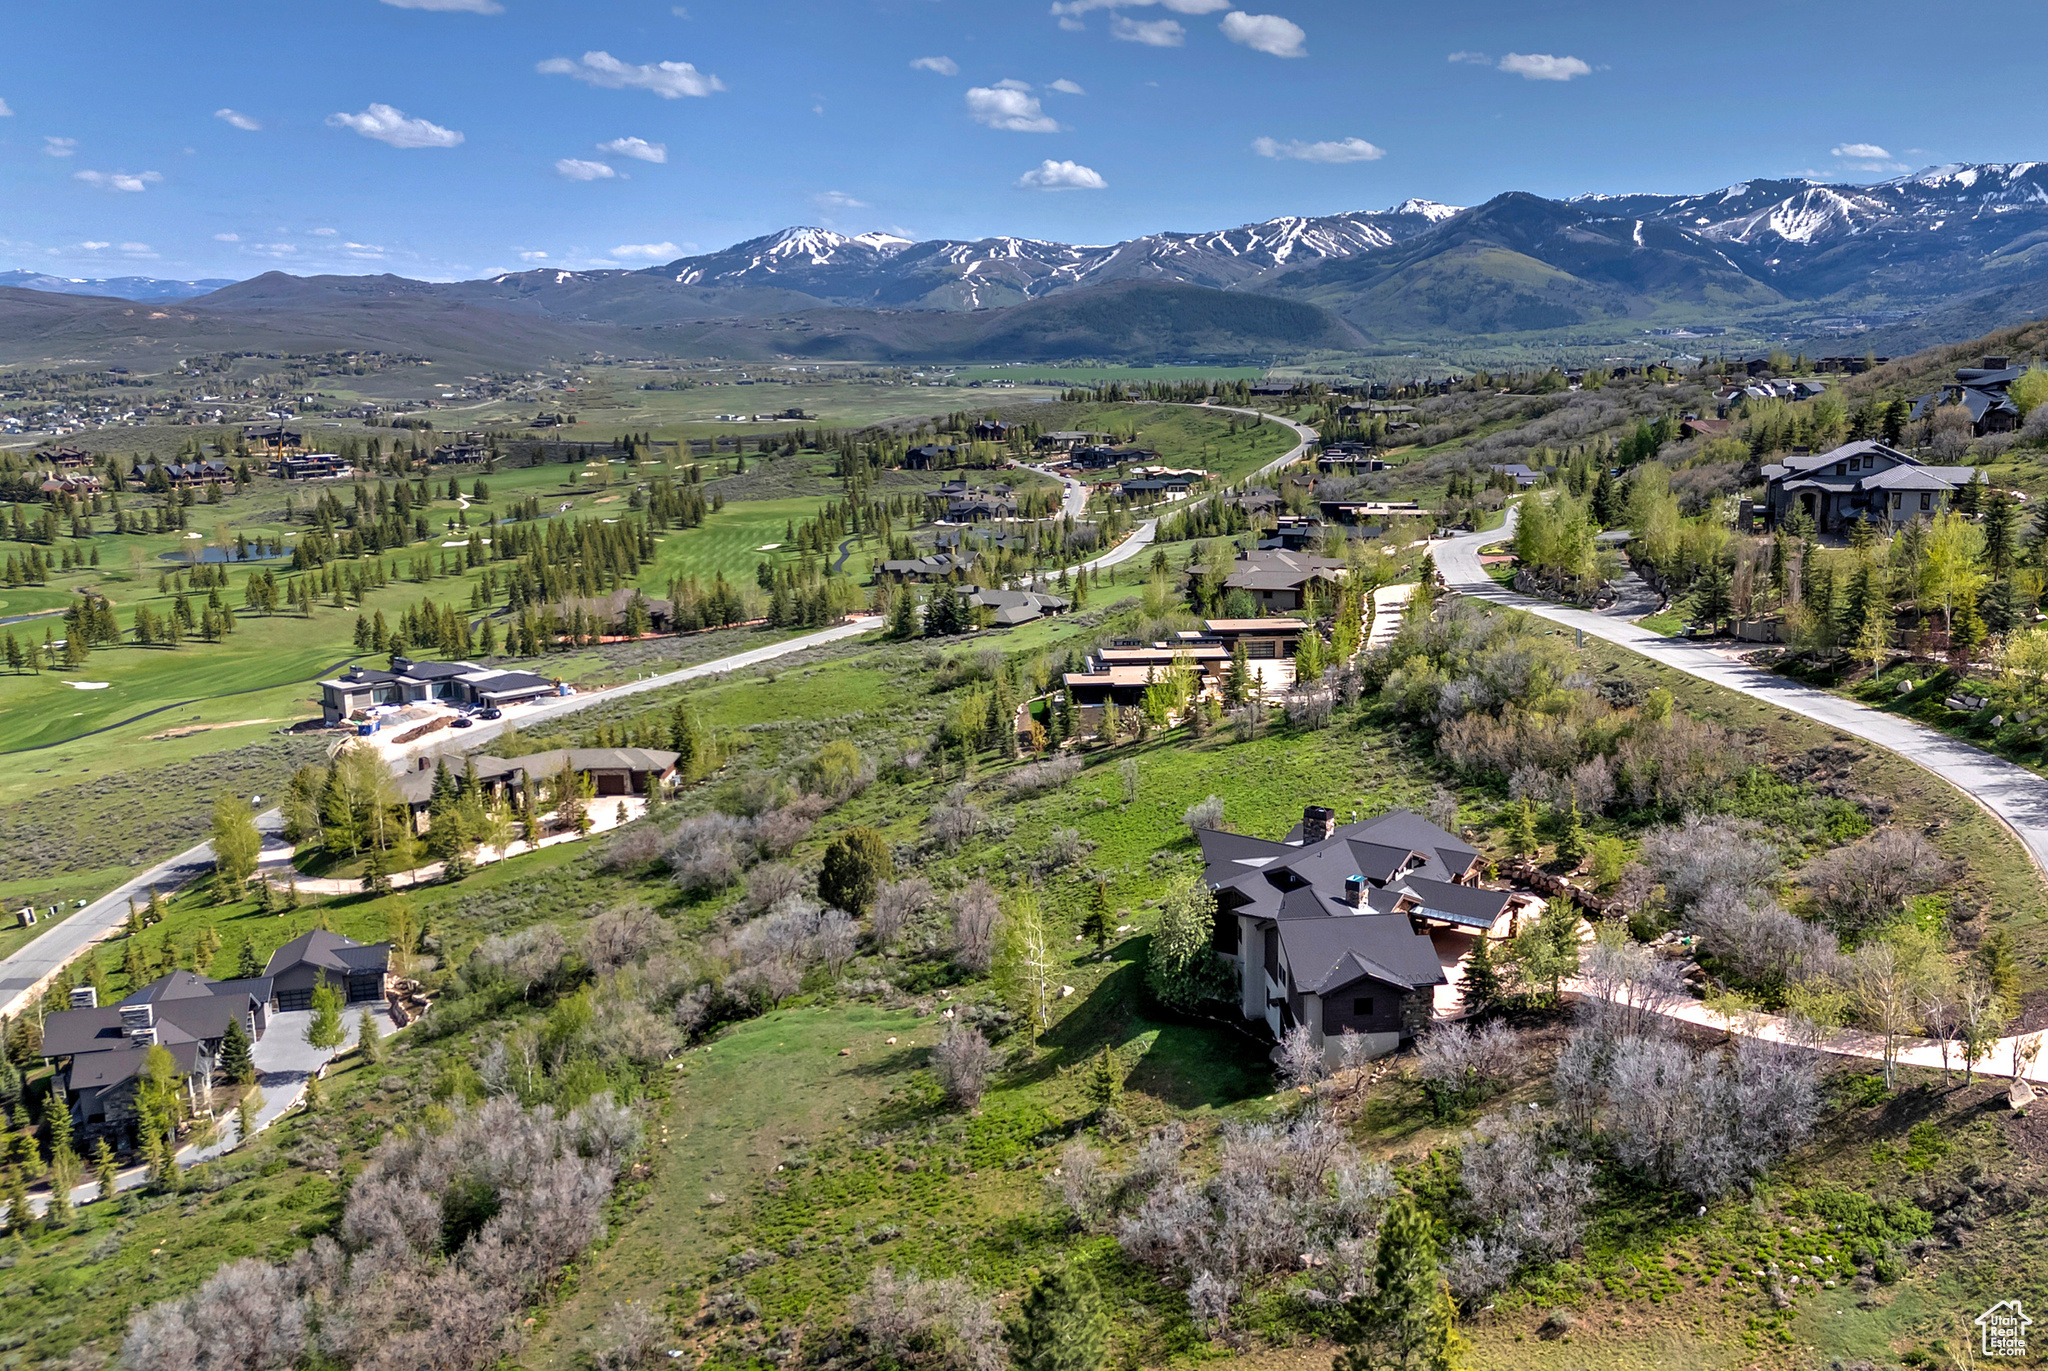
93,1138 -> 118,1202
356,1010 -> 382,1065
305,983 -> 347,1051
1085,1048 -> 1123,1117
1006,1264 -> 1110,1371
235,1088 -> 262,1149
1080,881 -> 1114,953
1336,1196 -> 1454,1371
218,1019 -> 255,1085
1509,795 -> 1539,856
818,827 -> 893,916
1460,934 -> 1503,1017
1557,799 -> 1590,868
1687,559 -> 1734,633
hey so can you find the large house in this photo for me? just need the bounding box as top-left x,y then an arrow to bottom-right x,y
394,746 -> 680,821
1760,439 -> 1978,532
960,584 -> 1068,627
1909,356 -> 2031,436
318,656 -> 562,726
1200,548 -> 1348,613
1201,806 -> 1536,1063
39,931 -> 389,1141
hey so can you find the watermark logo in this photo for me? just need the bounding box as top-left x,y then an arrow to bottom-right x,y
1976,1300 -> 2032,1358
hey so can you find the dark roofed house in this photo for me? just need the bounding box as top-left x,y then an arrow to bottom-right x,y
317,656 -> 564,725
960,585 -> 1068,627
38,971 -> 274,1142
36,444 -> 94,469
1201,805 -> 1541,1063
971,420 -> 1022,443
1210,548 -> 1347,613
1760,439 -> 1978,533
903,444 -> 957,471
395,747 -> 679,827
265,929 -> 391,1011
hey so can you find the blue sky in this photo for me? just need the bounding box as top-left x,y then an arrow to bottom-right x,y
4,0 -> 2043,282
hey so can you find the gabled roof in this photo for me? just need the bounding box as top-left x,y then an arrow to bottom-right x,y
1400,876 -> 1515,929
1277,915 -> 1447,993
265,929 -> 391,979
65,1039 -> 205,1092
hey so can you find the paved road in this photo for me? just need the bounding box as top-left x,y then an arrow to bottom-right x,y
0,616 -> 885,1019
1071,404 -> 1319,577
1434,511 -> 2048,874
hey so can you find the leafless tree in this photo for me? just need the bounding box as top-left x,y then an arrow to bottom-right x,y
1579,934 -> 1689,1042
1413,1020 -> 1519,1116
951,878 -> 1001,972
1182,794 -> 1225,836
848,1267 -> 1004,1371
1276,1024 -> 1329,1092
581,905 -> 673,975
1425,787 -> 1460,834
469,926 -> 570,1000
929,785 -> 986,851
870,876 -> 933,952
1804,828 -> 1953,937
751,806 -> 814,859
1454,1116 -> 1596,1276
1688,890 -> 1840,994
932,1027 -> 997,1108
1053,1139 -> 1110,1229
1630,814 -> 1779,915
588,1301 -> 665,1371
743,862 -> 808,915
1007,753 -> 1082,798
665,813 -> 753,893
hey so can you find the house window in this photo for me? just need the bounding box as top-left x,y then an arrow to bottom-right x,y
1921,493 -> 1932,510
1891,494 -> 1902,510
1835,462 -> 1846,475
1353,997 -> 1375,1017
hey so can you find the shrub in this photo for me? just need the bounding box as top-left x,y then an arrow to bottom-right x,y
931,1027 -> 997,1109
1181,794 -> 1225,836
849,1267 -> 1004,1371
666,813 -> 753,894
1007,753 -> 1082,799
743,861 -> 809,915
469,926 -> 572,1001
582,906 -> 673,975
951,878 -> 1001,973
870,876 -> 933,952
1628,814 -> 1778,915
929,784 -> 986,851
1803,827 -> 1952,937
1412,1020 -> 1518,1118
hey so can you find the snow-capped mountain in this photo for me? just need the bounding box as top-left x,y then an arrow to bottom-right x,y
642,202 -> 1462,309
0,271 -> 236,302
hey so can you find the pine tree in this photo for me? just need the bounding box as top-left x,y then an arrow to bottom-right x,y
235,1088 -> 263,1148
1080,881 -> 1114,953
3,1167 -> 30,1236
1336,1195 -> 1454,1371
1085,1048 -> 1122,1117
1509,795 -> 1539,856
305,984 -> 346,1051
218,1019 -> 255,1085
356,1010 -> 382,1065
1007,1264 -> 1110,1371
1557,799 -> 1590,868
1461,934 -> 1504,1017
93,1138 -> 118,1202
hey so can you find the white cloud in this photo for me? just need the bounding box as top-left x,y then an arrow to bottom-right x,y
1220,11 -> 1306,58
1497,52 -> 1591,81
600,136 -> 667,162
77,241 -> 110,251
966,85 -> 1060,132
994,78 -> 1034,91
343,242 -> 387,258
311,227 -> 338,236
214,232 -> 240,242
1048,78 -> 1086,94
120,242 -> 156,256
380,0 -> 503,11
1252,135 -> 1384,163
610,241 -> 683,260
1058,15 -> 1085,29
1112,16 -> 1184,45
1446,50 -> 1490,65
0,98 -> 12,117
910,56 -> 959,76
815,190 -> 869,209
252,243 -> 299,256
327,103 -> 464,148
215,108 -> 261,131
555,158 -> 618,180
1831,142 -> 1891,160
672,4 -> 690,15
536,51 -> 724,99
74,170 -> 163,192
518,250 -> 549,261
1016,159 -> 1106,191
44,137 -> 76,157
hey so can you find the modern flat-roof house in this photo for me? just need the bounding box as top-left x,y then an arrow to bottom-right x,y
1037,430 -> 1113,453
1201,806 -> 1536,1063
39,971 -> 274,1141
1182,617 -> 1310,660
272,451 -> 350,480
318,656 -> 562,726
1760,440 -> 1978,533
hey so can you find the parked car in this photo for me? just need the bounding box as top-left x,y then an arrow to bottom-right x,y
450,716 -> 473,729
479,706 -> 504,720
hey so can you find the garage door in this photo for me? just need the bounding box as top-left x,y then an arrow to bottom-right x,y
275,988 -> 313,1012
346,972 -> 383,1003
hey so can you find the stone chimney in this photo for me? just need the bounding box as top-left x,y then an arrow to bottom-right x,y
120,1002 -> 157,1045
1985,356 -> 2011,371
1344,874 -> 1366,908
1303,805 -> 1337,844
71,985 -> 98,1010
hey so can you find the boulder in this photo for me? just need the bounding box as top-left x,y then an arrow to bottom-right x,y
2010,1078 -> 2036,1111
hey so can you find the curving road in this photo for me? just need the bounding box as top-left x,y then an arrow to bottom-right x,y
1434,510 -> 2048,874
0,615 -> 885,1019
1068,403 -> 1319,577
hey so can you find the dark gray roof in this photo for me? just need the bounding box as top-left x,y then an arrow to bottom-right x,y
1276,914 -> 1447,993
1400,876 -> 1515,929
66,1039 -> 204,1091
266,929 -> 391,979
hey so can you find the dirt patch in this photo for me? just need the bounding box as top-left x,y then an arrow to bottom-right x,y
143,718 -> 283,741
